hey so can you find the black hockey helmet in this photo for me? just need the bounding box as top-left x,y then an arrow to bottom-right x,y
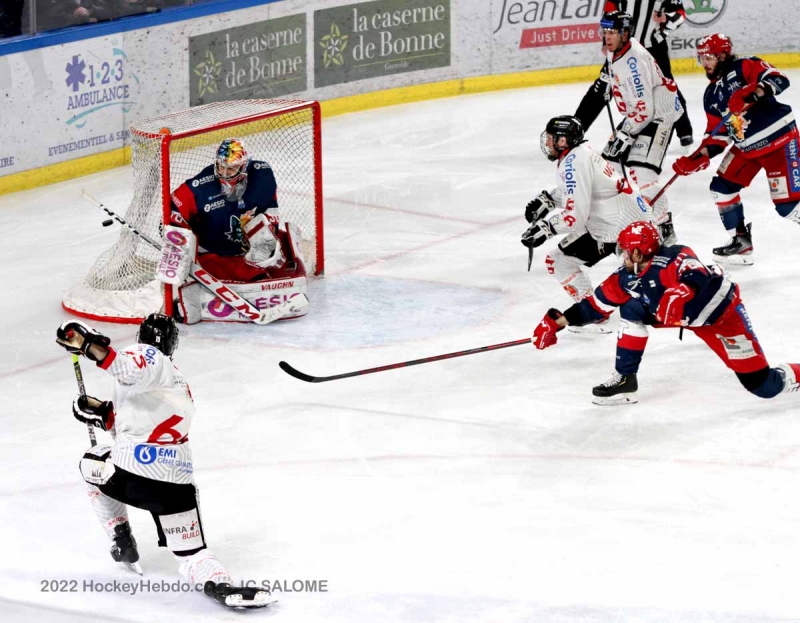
540,115 -> 585,161
600,11 -> 633,36
137,313 -> 179,357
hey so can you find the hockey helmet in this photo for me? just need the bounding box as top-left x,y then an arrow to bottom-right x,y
697,33 -> 733,59
600,11 -> 633,36
214,138 -> 250,201
137,313 -> 179,357
617,221 -> 660,260
540,115 -> 585,161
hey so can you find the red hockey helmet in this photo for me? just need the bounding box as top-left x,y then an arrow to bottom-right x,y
697,33 -> 733,58
617,221 -> 660,259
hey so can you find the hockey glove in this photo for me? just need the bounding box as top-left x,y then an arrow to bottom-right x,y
672,152 -> 710,176
656,283 -> 694,326
532,308 -> 564,350
73,395 -> 114,431
602,131 -> 634,160
590,72 -> 612,102
524,190 -> 556,223
728,84 -> 760,115
521,220 -> 555,249
56,321 -> 111,363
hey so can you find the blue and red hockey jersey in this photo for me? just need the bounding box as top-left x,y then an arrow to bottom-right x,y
703,57 -> 796,158
169,161 -> 279,256
564,245 -> 736,328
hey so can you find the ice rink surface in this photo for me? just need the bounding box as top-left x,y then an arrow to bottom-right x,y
2,72 -> 800,622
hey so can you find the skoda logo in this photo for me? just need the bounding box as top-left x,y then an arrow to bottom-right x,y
134,445 -> 157,465
685,0 -> 727,26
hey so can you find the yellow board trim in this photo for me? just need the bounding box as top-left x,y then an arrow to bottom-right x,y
3,52 -> 799,196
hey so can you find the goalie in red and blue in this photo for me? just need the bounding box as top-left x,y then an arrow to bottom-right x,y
162,137 -> 308,324
531,221 -> 800,405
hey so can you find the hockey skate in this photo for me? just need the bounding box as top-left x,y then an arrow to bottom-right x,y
658,212 -> 677,246
592,372 -> 638,405
204,581 -> 275,609
568,318 -> 612,334
110,523 -> 143,575
777,364 -> 800,394
712,223 -> 753,265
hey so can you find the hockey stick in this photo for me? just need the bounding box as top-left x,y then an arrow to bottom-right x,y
605,99 -> 635,185
649,110 -> 735,205
279,337 -> 532,383
71,354 -> 96,447
80,191 -> 302,325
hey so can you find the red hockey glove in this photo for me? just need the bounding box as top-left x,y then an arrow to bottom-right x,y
672,152 -> 710,176
656,283 -> 694,326
532,308 -> 563,350
728,83 -> 759,115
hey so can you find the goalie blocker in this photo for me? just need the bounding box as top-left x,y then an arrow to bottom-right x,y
162,220 -> 309,324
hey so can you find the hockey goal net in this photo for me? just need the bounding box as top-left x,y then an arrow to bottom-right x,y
62,99 -> 323,323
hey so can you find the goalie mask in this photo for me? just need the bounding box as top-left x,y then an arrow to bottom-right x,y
215,138 -> 250,201
137,313 -> 179,357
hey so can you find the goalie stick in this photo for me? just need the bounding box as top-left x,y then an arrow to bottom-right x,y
80,191 -> 303,325
279,337 -> 532,383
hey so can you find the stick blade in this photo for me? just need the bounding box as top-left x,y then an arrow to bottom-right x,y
278,361 -> 321,383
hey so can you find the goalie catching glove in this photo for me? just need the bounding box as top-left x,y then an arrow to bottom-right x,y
524,190 -> 556,223
56,321 -> 110,363
73,395 -> 114,431
243,214 -> 286,270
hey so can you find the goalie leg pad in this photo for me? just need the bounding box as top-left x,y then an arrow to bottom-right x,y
176,282 -> 204,325
178,275 -> 309,323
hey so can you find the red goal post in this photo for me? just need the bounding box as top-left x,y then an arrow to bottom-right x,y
62,99 -> 323,323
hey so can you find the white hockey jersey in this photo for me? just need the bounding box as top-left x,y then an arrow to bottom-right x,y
544,143 -> 653,243
606,38 -> 683,136
99,344 -> 195,485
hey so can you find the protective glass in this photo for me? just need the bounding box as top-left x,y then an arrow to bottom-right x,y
540,131 -> 557,161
